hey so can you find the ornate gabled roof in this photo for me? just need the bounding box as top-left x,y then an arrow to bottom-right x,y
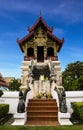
28,17 -> 53,33
47,31 -> 64,52
17,16 -> 64,52
17,31 -> 34,52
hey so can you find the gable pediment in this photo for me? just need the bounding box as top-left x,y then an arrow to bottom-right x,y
33,26 -> 47,46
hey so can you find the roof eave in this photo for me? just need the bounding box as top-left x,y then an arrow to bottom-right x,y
17,39 -> 24,52
17,31 -> 34,52
57,38 -> 64,52
47,31 -> 64,52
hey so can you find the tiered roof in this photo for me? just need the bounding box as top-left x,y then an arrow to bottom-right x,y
17,17 -> 64,52
0,73 -> 8,87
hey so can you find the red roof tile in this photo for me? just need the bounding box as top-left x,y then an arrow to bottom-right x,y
47,31 -> 64,52
17,31 -> 34,52
0,73 -> 8,87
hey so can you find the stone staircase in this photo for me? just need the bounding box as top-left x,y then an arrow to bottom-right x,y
25,99 -> 59,126
32,65 -> 50,80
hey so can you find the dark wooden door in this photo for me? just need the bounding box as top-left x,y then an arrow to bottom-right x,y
37,46 -> 44,62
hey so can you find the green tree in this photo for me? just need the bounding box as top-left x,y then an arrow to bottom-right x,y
9,79 -> 21,91
62,61 -> 83,91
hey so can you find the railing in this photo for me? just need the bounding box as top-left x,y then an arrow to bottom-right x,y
48,60 -> 67,113
51,80 -> 67,113
24,56 -> 35,61
46,56 -> 58,61
24,56 -> 58,61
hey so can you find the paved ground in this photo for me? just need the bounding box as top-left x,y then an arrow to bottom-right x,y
4,116 -> 15,125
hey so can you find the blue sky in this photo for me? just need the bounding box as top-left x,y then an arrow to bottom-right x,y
0,0 -> 83,78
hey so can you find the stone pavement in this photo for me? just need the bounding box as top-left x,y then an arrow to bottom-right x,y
4,116 -> 15,125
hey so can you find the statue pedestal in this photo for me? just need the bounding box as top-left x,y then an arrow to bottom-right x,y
12,112 -> 26,125
58,112 -> 72,125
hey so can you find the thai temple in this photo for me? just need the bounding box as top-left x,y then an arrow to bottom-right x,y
17,16 -> 69,125
0,73 -> 8,91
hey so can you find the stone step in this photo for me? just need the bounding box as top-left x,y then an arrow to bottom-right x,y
26,99 -> 59,126
27,106 -> 58,111
29,99 -> 56,102
28,102 -> 57,106
27,111 -> 58,116
27,115 -> 58,121
27,109 -> 58,112
25,120 -> 59,126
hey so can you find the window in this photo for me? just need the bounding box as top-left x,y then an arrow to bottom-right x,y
47,47 -> 54,56
27,47 -> 34,56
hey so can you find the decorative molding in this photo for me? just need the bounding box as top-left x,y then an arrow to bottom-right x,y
33,27 -> 47,46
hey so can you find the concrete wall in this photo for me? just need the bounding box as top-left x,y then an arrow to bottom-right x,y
0,91 -> 83,115
66,91 -> 83,114
0,92 -> 19,114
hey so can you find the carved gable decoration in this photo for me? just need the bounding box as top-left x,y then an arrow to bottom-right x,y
34,27 -> 47,46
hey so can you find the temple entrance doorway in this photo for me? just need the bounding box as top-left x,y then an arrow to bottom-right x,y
37,46 -> 44,62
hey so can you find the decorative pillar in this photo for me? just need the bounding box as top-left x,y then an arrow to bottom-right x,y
20,61 -> 31,91
34,45 -> 37,59
44,45 -> 47,59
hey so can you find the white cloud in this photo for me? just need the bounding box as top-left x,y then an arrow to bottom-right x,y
0,0 -> 83,23
50,1 -> 83,23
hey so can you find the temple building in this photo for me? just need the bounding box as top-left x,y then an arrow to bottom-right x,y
17,16 -> 68,125
0,73 -> 9,91
17,16 -> 64,91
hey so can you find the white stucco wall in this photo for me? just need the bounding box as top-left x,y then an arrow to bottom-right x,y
66,91 -> 83,114
0,91 -> 83,115
0,91 -> 19,114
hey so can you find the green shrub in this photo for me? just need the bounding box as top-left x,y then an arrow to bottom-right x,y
0,104 -> 9,118
71,102 -> 83,121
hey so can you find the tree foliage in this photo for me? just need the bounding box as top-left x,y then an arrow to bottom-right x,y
8,79 -> 21,91
62,61 -> 83,91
